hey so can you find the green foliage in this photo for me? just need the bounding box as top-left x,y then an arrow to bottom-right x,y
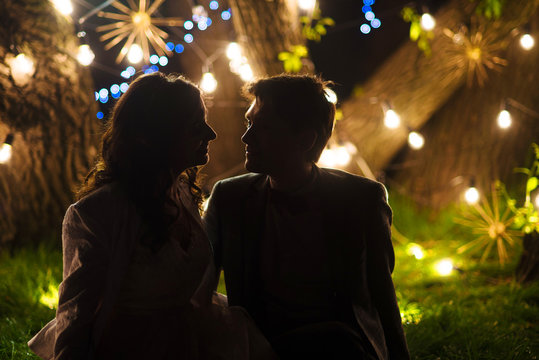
278,45 -> 309,73
401,7 -> 434,56
0,242 -> 62,359
300,8 -> 335,42
475,0 -> 506,19
499,143 -> 539,235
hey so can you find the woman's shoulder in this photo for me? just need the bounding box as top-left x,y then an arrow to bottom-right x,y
71,182 -> 133,221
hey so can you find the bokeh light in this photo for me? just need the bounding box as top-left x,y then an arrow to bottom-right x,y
435,259 -> 454,276
408,131 -> 425,149
464,187 -> 480,204
384,109 -> 400,129
520,34 -> 535,50
360,24 -> 371,34
497,110 -> 512,129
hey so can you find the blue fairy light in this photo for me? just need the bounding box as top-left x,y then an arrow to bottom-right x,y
221,10 -> 231,20
110,84 -> 120,94
120,83 -> 129,93
206,17 -> 212,26
365,11 -> 375,21
94,91 -> 99,101
184,20 -> 194,30
96,112 -> 104,119
184,34 -> 194,43
121,71 -> 130,79
166,42 -> 174,51
362,5 -> 371,13
158,56 -> 168,66
371,18 -> 381,28
363,0 -> 375,5
99,88 -> 109,99
150,54 -> 159,64
99,96 -> 109,104
111,91 -> 121,99
209,1 -> 219,10
150,65 -> 159,72
142,65 -> 149,71
126,66 -> 136,76
360,24 -> 371,34
175,44 -> 184,53
198,19 -> 208,30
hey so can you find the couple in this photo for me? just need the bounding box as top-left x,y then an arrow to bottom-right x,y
28,72 -> 409,359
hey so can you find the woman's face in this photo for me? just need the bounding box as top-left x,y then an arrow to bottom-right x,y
169,98 -> 217,174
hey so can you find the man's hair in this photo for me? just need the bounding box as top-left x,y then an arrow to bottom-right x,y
243,74 -> 336,162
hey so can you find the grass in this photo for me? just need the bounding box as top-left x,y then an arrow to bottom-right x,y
1,193 -> 538,359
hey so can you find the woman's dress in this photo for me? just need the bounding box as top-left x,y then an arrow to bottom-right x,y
28,182 -> 275,360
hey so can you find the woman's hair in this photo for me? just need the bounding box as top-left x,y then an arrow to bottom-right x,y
78,72 -> 204,251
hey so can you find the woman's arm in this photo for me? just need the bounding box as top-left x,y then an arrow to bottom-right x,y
54,205 -> 109,360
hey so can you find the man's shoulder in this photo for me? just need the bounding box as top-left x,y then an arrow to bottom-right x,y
213,172 -> 265,193
319,167 -> 385,193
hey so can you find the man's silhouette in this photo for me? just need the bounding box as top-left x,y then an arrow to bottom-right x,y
204,74 -> 410,359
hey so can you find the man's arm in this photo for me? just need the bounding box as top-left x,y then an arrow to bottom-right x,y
366,183 -> 410,360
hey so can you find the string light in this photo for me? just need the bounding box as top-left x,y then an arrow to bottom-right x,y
52,0 -> 73,15
0,134 -> 14,164
496,109 -> 512,129
420,13 -> 436,31
435,259 -> 453,276
238,63 -> 254,81
200,72 -> 218,93
384,109 -> 401,129
77,44 -> 95,66
464,186 -> 480,204
408,131 -> 425,149
127,44 -> 144,64
298,0 -> 316,12
519,33 -> 535,50
226,42 -> 242,60
9,53 -> 35,85
406,243 -> 425,260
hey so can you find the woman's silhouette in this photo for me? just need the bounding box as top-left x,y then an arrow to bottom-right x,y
29,72 -> 275,359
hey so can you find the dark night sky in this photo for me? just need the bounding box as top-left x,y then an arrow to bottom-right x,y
74,0 -> 448,110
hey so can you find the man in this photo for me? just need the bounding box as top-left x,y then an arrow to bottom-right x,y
204,74 -> 410,359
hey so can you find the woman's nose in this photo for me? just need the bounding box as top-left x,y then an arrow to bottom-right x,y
206,123 -> 217,140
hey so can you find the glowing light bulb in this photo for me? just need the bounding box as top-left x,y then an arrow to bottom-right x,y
520,34 -> 535,50
407,244 -> 424,260
335,146 -> 351,166
298,0 -> 316,12
127,44 -> 143,64
497,110 -> 512,129
435,259 -> 453,276
0,143 -> 12,164
52,0 -> 73,15
408,131 -> 425,149
420,13 -> 436,31
77,44 -> 95,66
384,109 -> 400,129
464,187 -> 480,204
9,53 -> 35,85
200,72 -> 218,93
239,64 -> 254,81
318,148 -> 337,167
324,88 -> 338,104
226,42 -> 242,60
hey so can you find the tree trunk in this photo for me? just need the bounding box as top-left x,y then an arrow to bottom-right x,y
337,0 -> 539,174
386,6 -> 539,208
0,0 -> 100,248
516,232 -> 539,283
228,0 -> 305,77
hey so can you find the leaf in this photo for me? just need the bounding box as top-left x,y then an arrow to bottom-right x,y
315,24 -> 327,36
401,7 -> 415,22
410,22 -> 421,41
293,45 -> 308,57
320,17 -> 335,26
527,177 -> 538,193
278,52 -> 291,61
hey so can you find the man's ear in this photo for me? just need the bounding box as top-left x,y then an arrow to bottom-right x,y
297,129 -> 317,153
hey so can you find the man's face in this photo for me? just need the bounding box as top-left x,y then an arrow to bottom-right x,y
241,98 -> 302,176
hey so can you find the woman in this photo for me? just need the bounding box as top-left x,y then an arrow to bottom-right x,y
28,72 -> 275,359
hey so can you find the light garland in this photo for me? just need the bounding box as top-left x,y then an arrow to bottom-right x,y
359,0 -> 381,35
